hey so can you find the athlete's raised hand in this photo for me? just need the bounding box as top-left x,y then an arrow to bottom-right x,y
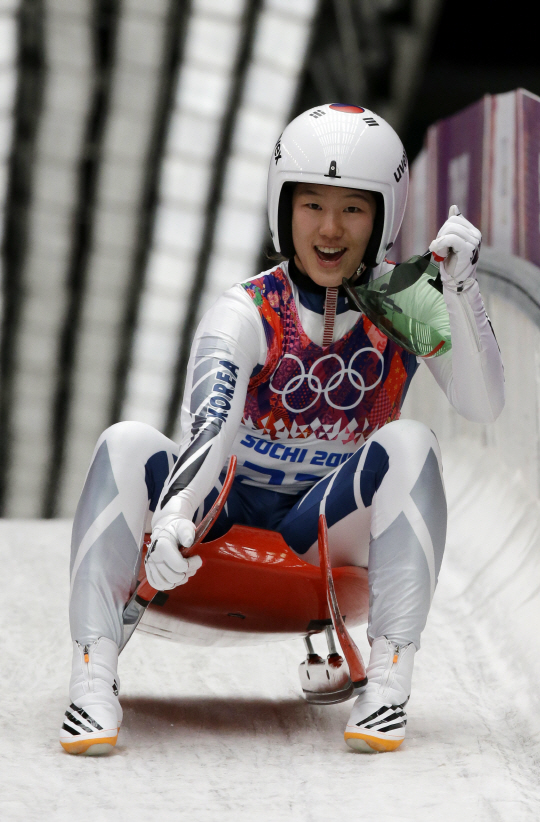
145,516 -> 202,590
429,205 -> 481,290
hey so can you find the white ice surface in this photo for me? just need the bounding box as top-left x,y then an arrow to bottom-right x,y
2,438 -> 540,821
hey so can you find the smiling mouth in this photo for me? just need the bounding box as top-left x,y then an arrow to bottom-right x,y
315,246 -> 346,263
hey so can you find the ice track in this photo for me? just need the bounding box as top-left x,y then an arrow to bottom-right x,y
2,438 -> 540,822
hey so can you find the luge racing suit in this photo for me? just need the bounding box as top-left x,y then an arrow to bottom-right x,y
69,258 -> 504,650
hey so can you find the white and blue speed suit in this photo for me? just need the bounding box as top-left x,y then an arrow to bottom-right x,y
69,257 -> 505,651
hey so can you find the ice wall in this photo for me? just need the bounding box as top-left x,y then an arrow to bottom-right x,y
398,96 -> 540,741
401,245 -> 540,749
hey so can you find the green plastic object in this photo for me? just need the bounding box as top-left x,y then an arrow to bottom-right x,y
343,255 -> 452,358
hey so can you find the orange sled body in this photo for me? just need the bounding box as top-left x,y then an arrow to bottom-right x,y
136,524 -> 369,647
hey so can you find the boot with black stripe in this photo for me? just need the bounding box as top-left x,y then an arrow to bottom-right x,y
344,636 -> 415,753
59,637 -> 122,755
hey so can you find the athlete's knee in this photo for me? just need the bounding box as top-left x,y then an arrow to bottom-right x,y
95,421 -> 160,454
369,419 -> 439,460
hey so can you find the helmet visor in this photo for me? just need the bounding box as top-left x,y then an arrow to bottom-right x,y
343,255 -> 452,358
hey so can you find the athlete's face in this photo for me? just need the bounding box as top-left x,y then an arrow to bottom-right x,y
291,183 -> 376,287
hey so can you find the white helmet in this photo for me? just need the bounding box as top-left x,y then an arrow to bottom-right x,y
267,103 -> 408,267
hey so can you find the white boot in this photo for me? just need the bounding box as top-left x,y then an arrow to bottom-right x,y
344,636 -> 415,753
59,637 -> 122,755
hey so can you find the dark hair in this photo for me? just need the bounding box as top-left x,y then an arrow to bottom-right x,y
276,183 -> 384,266
264,249 -> 288,263
277,182 -> 296,258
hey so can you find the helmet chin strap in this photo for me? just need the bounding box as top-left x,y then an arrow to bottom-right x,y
347,262 -> 366,285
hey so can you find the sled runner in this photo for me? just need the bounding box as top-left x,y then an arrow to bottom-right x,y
123,457 -> 368,703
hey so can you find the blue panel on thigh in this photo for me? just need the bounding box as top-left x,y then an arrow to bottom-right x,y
145,451 -> 172,512
326,450 -> 362,529
360,441 -> 389,508
278,446 -> 365,555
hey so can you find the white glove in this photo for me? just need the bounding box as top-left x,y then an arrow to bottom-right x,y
145,518 -> 202,591
429,205 -> 481,291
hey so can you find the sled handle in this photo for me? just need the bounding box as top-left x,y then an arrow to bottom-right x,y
120,456 -> 237,653
318,514 -> 367,688
183,455 -> 237,557
135,455 -> 237,603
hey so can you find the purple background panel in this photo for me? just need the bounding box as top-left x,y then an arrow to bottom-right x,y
520,92 -> 540,267
435,98 -> 485,230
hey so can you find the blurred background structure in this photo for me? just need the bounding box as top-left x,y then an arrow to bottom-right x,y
0,0 -> 538,518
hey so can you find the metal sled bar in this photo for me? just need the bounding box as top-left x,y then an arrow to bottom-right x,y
120,455 -> 237,651
317,513 -> 367,688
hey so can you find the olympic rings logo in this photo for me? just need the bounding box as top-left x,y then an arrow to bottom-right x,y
269,348 -> 384,413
